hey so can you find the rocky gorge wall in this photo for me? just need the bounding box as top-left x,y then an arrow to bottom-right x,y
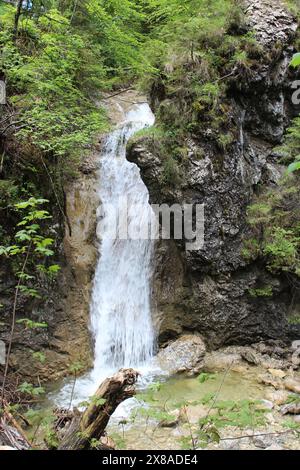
0,149 -> 99,381
1,1 -> 300,385
127,0 -> 300,349
0,92 -> 152,382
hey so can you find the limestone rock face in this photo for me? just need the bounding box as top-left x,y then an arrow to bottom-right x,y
242,0 -> 297,48
4,157 -> 100,381
156,334 -> 206,375
127,1 -> 300,348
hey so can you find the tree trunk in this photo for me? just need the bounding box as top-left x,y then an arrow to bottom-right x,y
13,0 -> 23,40
58,368 -> 139,450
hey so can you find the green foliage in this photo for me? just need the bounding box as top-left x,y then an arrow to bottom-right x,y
148,381 -> 161,392
44,428 -> 59,449
282,418 -> 300,431
287,159 -> 300,174
109,432 -> 127,450
0,197 -> 55,265
139,0 -> 256,140
248,286 -> 273,298
16,318 -> 48,328
276,52 -> 300,176
0,0 -> 13,15
0,179 -> 19,209
199,399 -> 267,429
290,52 -> 300,68
32,351 -> 46,363
241,238 -> 261,261
90,396 -> 107,407
89,438 -> 102,449
68,361 -> 84,375
263,228 -> 300,273
0,197 -> 58,350
162,155 -> 181,186
285,394 -> 300,405
0,0 -> 155,174
17,381 -> 45,397
217,133 -> 234,151
245,179 -> 300,277
198,372 -> 216,384
288,314 -> 300,325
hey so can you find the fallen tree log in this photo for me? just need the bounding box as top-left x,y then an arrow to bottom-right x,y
58,368 -> 139,450
0,402 -> 31,450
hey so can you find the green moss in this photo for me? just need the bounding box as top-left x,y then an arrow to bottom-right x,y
162,155 -> 181,186
248,286 -> 273,298
241,238 -> 261,261
217,132 -> 234,151
287,314 -> 300,325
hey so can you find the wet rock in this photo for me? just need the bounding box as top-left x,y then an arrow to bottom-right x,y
159,418 -> 178,428
280,402 -> 300,415
258,374 -> 283,390
265,390 -> 289,406
292,355 -> 300,368
265,412 -> 276,425
203,349 -> 242,371
231,365 -> 249,374
258,399 -> 274,410
100,435 -> 115,449
253,435 -> 274,449
291,340 -> 300,352
156,334 -> 206,375
179,404 -> 208,425
241,349 -> 261,365
221,439 -> 240,451
283,378 -> 300,394
268,369 -> 286,379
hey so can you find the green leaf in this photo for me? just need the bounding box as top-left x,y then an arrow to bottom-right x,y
287,161 -> 300,173
290,53 -> 300,68
48,264 -> 60,274
16,272 -> 35,281
19,286 -> 42,298
32,351 -> 46,363
15,230 -> 32,241
17,382 -> 45,396
90,397 -> 107,407
69,361 -> 84,374
17,318 -> 48,329
198,372 -> 216,383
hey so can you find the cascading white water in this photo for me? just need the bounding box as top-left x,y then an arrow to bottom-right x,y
89,103 -> 156,382
55,102 -> 157,405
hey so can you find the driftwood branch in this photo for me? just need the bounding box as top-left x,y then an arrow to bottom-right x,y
58,368 -> 139,450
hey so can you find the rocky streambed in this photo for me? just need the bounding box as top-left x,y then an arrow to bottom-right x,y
105,337 -> 300,451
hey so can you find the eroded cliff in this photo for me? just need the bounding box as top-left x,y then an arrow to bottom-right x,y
127,0 -> 300,348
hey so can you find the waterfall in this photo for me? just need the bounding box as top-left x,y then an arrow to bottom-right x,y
90,103 -> 156,382
55,102 -> 157,405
